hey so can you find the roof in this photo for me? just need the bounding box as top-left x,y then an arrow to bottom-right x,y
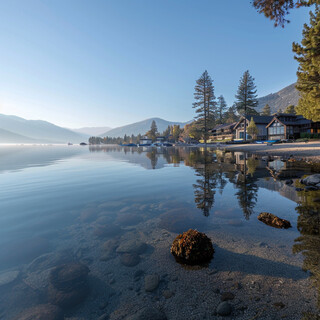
266,114 -> 311,128
234,115 -> 273,129
244,115 -> 274,124
212,122 -> 237,131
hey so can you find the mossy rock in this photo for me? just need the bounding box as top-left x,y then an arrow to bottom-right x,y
170,229 -> 214,265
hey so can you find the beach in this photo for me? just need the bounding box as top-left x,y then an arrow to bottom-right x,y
220,141 -> 320,161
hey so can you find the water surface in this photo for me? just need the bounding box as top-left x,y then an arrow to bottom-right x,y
0,145 -> 319,319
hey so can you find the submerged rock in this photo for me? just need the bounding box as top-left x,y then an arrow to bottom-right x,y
216,301 -> 232,316
48,263 -> 90,308
221,292 -> 235,301
144,274 -> 159,292
258,212 -> 292,229
116,239 -> 147,255
301,174 -> 320,186
170,229 -> 214,265
13,304 -> 63,320
120,253 -> 140,267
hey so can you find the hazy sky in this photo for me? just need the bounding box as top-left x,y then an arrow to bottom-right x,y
0,0 -> 311,128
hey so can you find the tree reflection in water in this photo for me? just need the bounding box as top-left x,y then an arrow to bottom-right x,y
234,154 -> 259,220
191,149 -> 217,217
293,187 -> 320,310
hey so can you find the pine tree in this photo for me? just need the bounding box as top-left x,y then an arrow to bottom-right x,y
162,125 -> 171,137
284,104 -> 296,114
224,105 -> 239,124
261,104 -> 271,116
216,95 -> 228,124
146,120 -> 158,141
253,0 -> 316,27
235,70 -> 259,141
193,70 -> 216,144
293,6 -> 320,121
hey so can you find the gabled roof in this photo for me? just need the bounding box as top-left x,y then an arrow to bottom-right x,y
266,114 -> 311,128
234,115 -> 273,129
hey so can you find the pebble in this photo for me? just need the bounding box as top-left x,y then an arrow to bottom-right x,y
144,274 -> 160,292
221,292 -> 235,301
162,290 -> 174,299
216,301 -> 232,316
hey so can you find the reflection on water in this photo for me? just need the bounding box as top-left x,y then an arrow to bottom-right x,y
294,186 -> 320,310
0,145 -> 320,319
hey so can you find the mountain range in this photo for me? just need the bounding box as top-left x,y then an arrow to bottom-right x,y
257,83 -> 299,114
71,126 -> 112,136
99,117 -> 190,138
0,114 -> 88,144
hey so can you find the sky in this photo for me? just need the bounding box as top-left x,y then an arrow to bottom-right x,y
0,0 -> 311,128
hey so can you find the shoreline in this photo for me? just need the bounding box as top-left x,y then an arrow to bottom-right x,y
215,141 -> 320,162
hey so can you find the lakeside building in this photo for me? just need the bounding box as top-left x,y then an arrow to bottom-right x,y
211,113 -> 319,141
266,113 -> 311,140
210,123 -> 237,141
233,115 -> 273,140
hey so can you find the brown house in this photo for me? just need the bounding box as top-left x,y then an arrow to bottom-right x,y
234,115 -> 273,140
266,113 -> 311,140
210,122 -> 236,141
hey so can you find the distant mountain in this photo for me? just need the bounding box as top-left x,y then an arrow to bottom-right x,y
100,117 -> 190,138
0,114 -> 88,144
71,126 -> 112,136
0,128 -> 39,143
257,83 -> 300,114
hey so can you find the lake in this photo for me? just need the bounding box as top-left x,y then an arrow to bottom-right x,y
0,145 -> 319,320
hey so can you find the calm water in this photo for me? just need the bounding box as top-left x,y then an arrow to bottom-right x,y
0,145 -> 319,319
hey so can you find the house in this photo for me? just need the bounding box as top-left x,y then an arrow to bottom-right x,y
210,123 -> 236,141
234,115 -> 273,140
266,113 -> 311,140
139,137 -> 152,145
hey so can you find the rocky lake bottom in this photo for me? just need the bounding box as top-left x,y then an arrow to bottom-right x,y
0,145 -> 319,320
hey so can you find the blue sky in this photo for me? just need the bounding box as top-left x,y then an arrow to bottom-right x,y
0,0 -> 311,128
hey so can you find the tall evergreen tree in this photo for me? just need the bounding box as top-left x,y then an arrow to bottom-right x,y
216,95 -> 228,124
146,120 -> 158,141
235,70 -> 259,141
261,104 -> 271,116
293,6 -> 320,121
193,70 -> 216,144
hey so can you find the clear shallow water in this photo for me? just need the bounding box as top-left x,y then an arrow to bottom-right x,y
0,145 -> 319,319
